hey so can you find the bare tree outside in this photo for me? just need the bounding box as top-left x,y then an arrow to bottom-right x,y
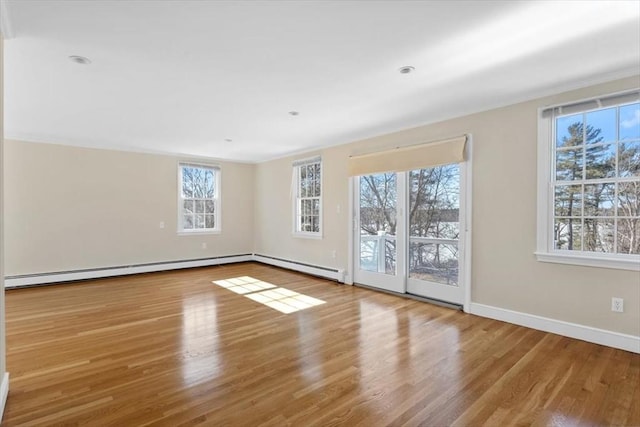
358,164 -> 461,285
181,165 -> 216,230
359,173 -> 397,275
408,165 -> 460,285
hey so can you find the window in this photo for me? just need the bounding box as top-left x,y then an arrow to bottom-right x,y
293,157 -> 322,236
178,163 -> 220,233
537,91 -> 640,270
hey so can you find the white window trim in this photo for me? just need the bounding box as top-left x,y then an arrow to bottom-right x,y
292,156 -> 323,239
536,94 -> 640,272
177,162 -> 221,235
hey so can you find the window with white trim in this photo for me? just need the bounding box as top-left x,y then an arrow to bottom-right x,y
537,91 -> 640,270
178,163 -> 220,233
293,157 -> 322,236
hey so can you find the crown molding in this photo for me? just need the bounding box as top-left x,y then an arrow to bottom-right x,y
0,0 -> 14,39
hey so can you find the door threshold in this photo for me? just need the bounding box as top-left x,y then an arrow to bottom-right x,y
353,283 -> 463,311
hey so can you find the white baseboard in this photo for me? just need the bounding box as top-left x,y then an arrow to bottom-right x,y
469,302 -> 640,354
253,254 -> 345,283
3,254 -> 343,288
4,255 -> 253,287
0,372 -> 9,422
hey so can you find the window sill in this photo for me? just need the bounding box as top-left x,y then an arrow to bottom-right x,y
535,251 -> 640,271
292,232 -> 323,240
177,230 -> 221,236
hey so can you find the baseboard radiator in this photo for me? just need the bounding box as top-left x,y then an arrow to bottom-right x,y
252,254 -> 345,282
4,254 -> 254,288
4,253 -> 345,288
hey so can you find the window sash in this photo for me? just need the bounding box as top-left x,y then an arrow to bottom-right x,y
293,159 -> 322,235
178,163 -> 220,232
537,94 -> 640,269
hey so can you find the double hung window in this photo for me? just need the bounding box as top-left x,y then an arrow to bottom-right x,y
179,163 -> 220,233
293,157 -> 322,236
537,91 -> 639,270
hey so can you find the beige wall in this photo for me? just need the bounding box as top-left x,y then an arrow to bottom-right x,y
255,75 -> 640,336
4,141 -> 254,275
1,35 -> 7,382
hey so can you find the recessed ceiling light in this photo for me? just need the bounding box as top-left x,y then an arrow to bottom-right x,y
398,65 -> 415,74
69,55 -> 92,65
288,111 -> 300,116
224,138 -> 233,142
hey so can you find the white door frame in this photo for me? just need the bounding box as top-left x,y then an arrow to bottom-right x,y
347,136 -> 473,312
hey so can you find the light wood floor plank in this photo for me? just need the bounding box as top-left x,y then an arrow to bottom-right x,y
2,262 -> 638,426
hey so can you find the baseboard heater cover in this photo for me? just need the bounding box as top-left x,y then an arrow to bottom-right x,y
252,254 -> 346,283
4,254 -> 253,288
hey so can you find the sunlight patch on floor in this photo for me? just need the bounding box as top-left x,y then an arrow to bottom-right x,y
212,276 -> 277,294
212,277 -> 326,314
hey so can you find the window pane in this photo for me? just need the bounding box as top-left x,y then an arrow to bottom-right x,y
183,200 -> 194,214
583,219 -> 615,252
359,173 -> 397,275
193,169 -> 206,198
302,216 -> 311,232
408,242 -> 458,286
306,165 -> 313,184
314,177 -> 321,197
618,181 -> 639,217
585,108 -> 616,144
556,114 -> 583,147
556,148 -> 583,180
205,214 -> 216,229
619,102 -> 640,140
205,170 -> 215,198
359,174 -> 397,235
619,141 -> 640,177
554,185 -> 582,217
183,214 -> 194,230
182,168 -> 194,198
195,200 -> 205,214
409,165 -> 460,239
312,199 -> 320,216
555,218 -> 582,251
205,200 -> 215,214
584,183 -> 615,216
617,218 -> 640,254
585,143 -> 616,179
314,163 -> 321,197
195,214 -> 205,229
311,216 -> 319,233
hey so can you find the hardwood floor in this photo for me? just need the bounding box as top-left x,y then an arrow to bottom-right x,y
2,262 -> 639,426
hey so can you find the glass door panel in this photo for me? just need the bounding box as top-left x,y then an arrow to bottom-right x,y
354,173 -> 405,293
406,164 -> 464,304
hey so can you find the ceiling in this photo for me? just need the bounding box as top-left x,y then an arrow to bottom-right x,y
2,0 -> 639,163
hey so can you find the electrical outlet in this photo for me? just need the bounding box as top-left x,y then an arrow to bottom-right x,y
202,242 -> 207,250
611,297 -> 624,313
159,221 -> 165,229
331,250 -> 337,258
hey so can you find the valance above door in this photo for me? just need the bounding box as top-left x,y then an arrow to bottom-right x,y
347,135 -> 467,176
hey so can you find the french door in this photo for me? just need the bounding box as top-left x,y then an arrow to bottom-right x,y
353,163 -> 468,306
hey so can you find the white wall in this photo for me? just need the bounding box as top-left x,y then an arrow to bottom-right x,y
4,141 -> 254,275
255,75 -> 640,337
